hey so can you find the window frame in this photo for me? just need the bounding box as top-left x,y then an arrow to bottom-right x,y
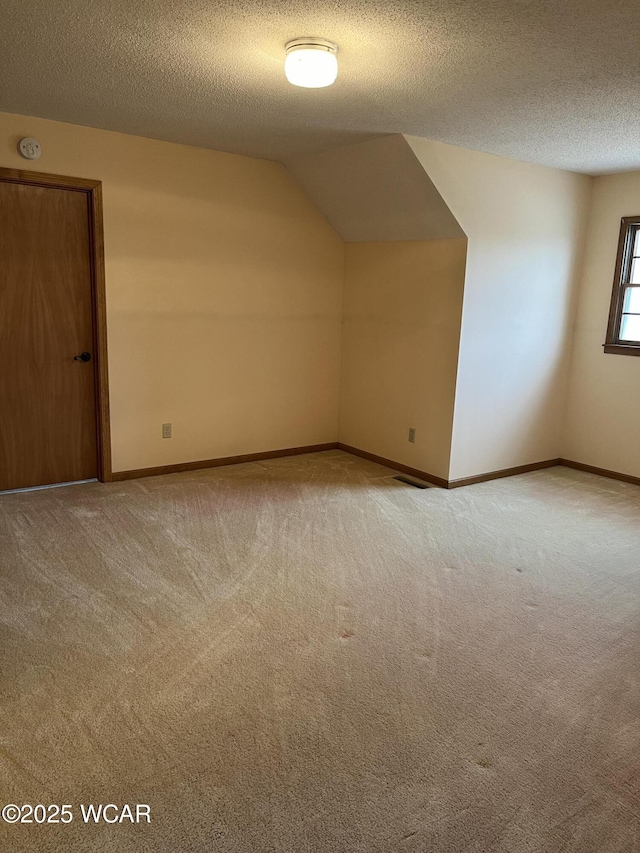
604,215 -> 640,356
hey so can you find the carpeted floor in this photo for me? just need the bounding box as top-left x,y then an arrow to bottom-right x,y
1,450 -> 639,852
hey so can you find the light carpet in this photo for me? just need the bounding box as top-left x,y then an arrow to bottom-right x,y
0,450 -> 639,852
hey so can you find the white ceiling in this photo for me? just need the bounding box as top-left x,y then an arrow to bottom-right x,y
287,135 -> 464,241
2,0 -> 639,175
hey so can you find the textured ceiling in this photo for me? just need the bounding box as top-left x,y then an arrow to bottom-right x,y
1,0 -> 640,174
287,135 -> 464,241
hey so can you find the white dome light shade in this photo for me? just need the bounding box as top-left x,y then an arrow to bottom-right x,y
285,38 -> 338,88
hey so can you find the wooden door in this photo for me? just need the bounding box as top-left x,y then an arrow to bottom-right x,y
0,181 -> 98,491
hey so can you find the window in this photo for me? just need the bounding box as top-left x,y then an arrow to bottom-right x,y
604,216 -> 640,356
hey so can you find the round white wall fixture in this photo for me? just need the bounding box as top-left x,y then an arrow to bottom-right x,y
285,38 -> 338,88
18,138 -> 42,160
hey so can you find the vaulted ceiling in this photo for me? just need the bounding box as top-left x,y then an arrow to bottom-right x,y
2,0 -> 639,174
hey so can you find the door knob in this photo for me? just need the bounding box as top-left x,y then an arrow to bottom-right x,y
73,352 -> 92,362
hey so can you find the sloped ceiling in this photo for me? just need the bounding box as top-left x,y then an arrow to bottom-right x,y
286,135 -> 464,242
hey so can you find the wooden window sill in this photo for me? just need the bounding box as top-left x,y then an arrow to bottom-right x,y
603,343 -> 640,356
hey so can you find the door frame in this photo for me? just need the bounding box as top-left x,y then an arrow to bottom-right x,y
0,167 -> 112,482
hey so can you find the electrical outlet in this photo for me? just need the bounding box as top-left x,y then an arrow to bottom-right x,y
408,427 -> 416,443
162,423 -> 172,439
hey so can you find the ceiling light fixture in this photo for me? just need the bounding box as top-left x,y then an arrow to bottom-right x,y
284,38 -> 338,89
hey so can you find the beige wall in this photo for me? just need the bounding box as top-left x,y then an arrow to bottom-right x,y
0,112 -> 344,473
2,115 -> 612,484
339,239 -> 467,480
407,136 -> 592,481
563,171 -> 640,477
